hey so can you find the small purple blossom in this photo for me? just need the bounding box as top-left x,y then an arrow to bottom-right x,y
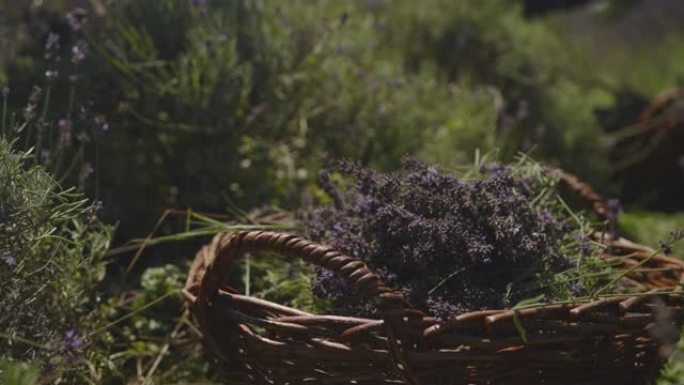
94,115 -> 110,133
672,229 -> 684,241
45,70 -> 59,80
58,118 -> 72,145
63,329 -> 84,349
40,149 -> 51,163
71,40 -> 87,63
23,86 -> 42,120
659,240 -> 673,256
579,237 -> 592,256
66,8 -> 87,31
605,198 -> 622,223
90,201 -> 103,215
57,329 -> 85,362
570,281 -> 584,296
79,163 -> 94,185
1,253 -> 15,268
44,32 -> 60,58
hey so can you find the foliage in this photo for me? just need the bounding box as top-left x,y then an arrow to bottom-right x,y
659,331 -> 684,385
69,0 -> 500,243
0,360 -> 39,385
2,0 -> 617,244
0,3 -> 109,198
88,263 -> 220,384
620,211 -> 684,256
0,139 -> 111,380
381,0 -> 612,183
88,211 -> 307,384
301,156 -> 609,320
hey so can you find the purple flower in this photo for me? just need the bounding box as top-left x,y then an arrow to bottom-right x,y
79,163 -> 95,185
94,116 -> 110,133
40,149 -> 51,163
570,281 -> 584,296
45,70 -> 59,80
605,198 -> 622,223
1,253 -> 15,268
302,158 -> 579,317
659,240 -> 673,256
58,329 -> 85,363
44,32 -> 60,58
62,329 -> 84,350
579,237 -> 592,256
66,8 -> 87,31
672,229 -> 683,241
90,201 -> 103,216
23,86 -> 42,120
71,40 -> 87,63
58,118 -> 72,145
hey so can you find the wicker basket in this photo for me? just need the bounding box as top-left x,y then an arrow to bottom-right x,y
183,174 -> 684,385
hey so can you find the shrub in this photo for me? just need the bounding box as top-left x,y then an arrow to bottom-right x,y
3,0 -> 612,245
0,139 -> 111,380
380,0 -> 612,183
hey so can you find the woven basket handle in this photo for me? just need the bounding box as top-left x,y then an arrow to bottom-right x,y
553,168 -> 611,220
198,230 -> 415,316
197,230 -> 424,385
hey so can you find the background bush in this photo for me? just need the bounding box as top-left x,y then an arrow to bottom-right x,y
1,0 -> 619,248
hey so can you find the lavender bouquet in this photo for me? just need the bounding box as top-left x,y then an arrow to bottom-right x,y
300,156 -> 609,321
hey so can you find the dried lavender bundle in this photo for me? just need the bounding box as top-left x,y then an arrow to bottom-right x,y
300,156 -> 608,321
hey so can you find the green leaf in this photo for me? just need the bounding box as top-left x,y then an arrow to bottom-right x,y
512,294 -> 546,344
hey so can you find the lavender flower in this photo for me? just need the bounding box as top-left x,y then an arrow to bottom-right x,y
659,240 -> 673,256
71,40 -> 87,64
672,229 -> 684,241
1,253 -> 15,268
570,281 -> 585,296
80,163 -> 94,183
90,201 -> 104,216
40,149 -> 51,163
66,8 -> 87,31
44,32 -> 60,58
578,237 -> 592,256
23,86 -> 42,121
61,329 -> 84,350
57,329 -> 85,363
301,158 -> 582,319
605,198 -> 622,224
45,70 -> 59,80
58,119 -> 72,146
94,115 -> 110,133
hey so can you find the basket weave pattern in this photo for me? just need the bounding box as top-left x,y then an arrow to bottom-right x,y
183,174 -> 684,385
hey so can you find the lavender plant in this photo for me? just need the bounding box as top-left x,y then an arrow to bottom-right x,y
0,7 -> 107,197
0,139 -> 111,380
301,156 -> 609,320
